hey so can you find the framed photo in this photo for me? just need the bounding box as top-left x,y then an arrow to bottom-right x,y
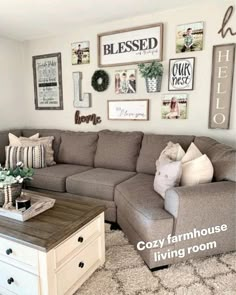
115,69 -> 136,94
72,41 -> 90,65
176,22 -> 204,53
108,99 -> 149,121
32,52 -> 63,110
209,44 -> 235,129
161,94 -> 188,119
98,23 -> 163,67
168,57 -> 195,91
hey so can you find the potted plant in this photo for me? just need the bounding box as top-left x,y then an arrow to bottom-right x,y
138,61 -> 164,93
0,162 -> 34,207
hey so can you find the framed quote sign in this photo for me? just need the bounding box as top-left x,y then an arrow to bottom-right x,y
98,23 -> 163,67
108,99 -> 149,121
33,52 -> 63,110
168,57 -> 195,91
209,44 -> 235,129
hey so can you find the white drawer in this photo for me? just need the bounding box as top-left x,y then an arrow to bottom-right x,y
55,214 -> 103,266
0,260 -> 39,295
0,237 -> 38,269
56,236 -> 103,295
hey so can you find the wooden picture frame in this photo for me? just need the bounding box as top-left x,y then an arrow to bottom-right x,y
32,52 -> 63,110
98,23 -> 163,67
168,57 -> 195,91
209,44 -> 235,129
107,99 -> 149,121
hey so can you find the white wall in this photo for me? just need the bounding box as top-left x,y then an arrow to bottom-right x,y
23,1 -> 236,147
0,38 -> 25,130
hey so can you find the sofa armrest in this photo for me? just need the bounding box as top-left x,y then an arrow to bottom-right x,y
165,181 -> 236,219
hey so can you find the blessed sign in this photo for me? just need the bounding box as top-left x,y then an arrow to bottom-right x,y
209,44 -> 235,129
168,58 -> 195,91
98,23 -> 163,67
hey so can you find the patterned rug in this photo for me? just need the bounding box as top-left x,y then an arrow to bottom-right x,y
75,224 -> 236,295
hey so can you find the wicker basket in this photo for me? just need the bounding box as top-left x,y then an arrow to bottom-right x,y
0,184 -> 22,207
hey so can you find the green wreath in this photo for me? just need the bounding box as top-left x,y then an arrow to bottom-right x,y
91,70 -> 109,92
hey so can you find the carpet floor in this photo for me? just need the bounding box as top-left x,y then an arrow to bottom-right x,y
75,224 -> 236,295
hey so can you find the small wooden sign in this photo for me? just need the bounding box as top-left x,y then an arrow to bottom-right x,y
209,44 -> 235,129
107,99 -> 149,121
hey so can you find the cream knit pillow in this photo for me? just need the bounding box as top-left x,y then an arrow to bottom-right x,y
9,132 -> 39,145
181,154 -> 214,186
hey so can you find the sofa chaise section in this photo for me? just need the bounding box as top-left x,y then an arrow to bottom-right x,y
115,173 -> 175,268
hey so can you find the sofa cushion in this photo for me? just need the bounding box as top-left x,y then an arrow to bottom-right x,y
66,168 -> 136,201
94,130 -> 143,172
137,134 -> 195,175
115,173 -> 174,242
58,132 -> 98,166
27,164 -> 92,192
194,136 -> 236,182
22,129 -> 62,162
0,130 -> 21,165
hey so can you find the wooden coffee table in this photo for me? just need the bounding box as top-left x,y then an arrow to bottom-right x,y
0,192 -> 105,295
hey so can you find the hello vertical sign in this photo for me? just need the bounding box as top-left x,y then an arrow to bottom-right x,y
209,44 -> 235,129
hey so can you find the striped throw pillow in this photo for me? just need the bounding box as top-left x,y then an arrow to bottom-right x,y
5,145 -> 46,169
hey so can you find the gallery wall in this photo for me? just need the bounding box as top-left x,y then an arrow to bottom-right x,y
0,38 -> 25,130
22,1 -> 236,147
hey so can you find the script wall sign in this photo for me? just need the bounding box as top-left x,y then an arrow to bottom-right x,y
218,6 -> 236,38
168,57 -> 195,91
75,111 -> 102,125
209,44 -> 235,129
107,99 -> 149,121
98,23 -> 163,67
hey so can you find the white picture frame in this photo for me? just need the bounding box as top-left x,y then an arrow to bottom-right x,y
168,57 -> 195,91
98,23 -> 163,67
108,99 -> 149,121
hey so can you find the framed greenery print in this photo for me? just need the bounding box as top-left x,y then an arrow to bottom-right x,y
168,57 -> 195,91
32,52 -> 63,110
98,23 -> 163,67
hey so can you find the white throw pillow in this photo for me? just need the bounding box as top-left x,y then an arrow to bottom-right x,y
181,142 -> 202,164
160,141 -> 185,161
181,154 -> 214,186
154,156 -> 182,198
9,132 -> 39,146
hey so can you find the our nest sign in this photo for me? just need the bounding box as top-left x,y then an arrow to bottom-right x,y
209,44 -> 235,129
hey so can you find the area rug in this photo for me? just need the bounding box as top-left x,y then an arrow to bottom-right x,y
75,224 -> 236,295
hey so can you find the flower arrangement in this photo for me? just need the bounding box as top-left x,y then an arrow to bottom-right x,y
0,162 -> 34,188
138,61 -> 164,79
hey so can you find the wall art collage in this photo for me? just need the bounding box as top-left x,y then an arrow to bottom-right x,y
32,5 -> 235,128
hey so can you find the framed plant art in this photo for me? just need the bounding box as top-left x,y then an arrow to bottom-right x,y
168,57 -> 195,91
98,23 -> 163,67
32,52 -> 63,110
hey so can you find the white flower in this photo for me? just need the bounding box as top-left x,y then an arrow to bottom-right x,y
16,162 -> 24,168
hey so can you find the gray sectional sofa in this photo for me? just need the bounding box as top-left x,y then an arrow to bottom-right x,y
0,129 -> 235,269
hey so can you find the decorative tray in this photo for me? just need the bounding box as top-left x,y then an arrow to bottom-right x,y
0,192 -> 55,222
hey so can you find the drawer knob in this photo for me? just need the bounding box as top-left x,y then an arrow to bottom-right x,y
7,278 -> 14,285
79,262 -> 85,268
78,236 -> 84,243
6,248 -> 13,255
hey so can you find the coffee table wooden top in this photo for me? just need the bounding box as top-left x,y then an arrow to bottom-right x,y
0,192 -> 105,252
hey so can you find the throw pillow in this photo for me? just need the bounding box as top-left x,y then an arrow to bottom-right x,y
5,145 -> 46,169
160,141 -> 185,161
181,154 -> 214,186
9,132 -> 39,146
181,142 -> 202,164
19,137 -> 56,166
154,156 -> 182,198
